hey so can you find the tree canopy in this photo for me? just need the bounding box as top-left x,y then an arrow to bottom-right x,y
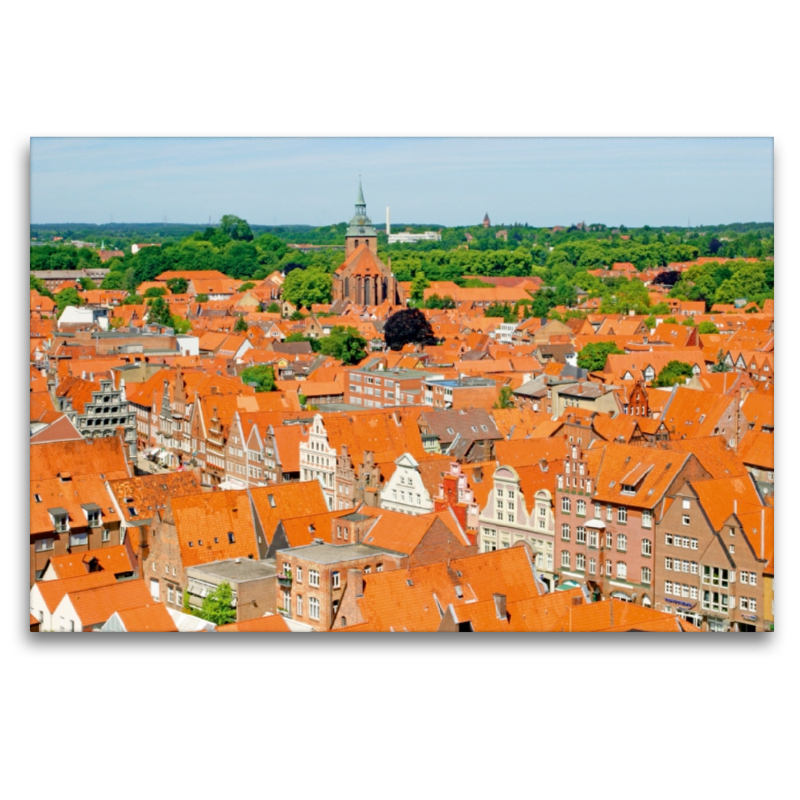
198,582 -> 237,626
241,365 -> 276,392
384,308 -> 437,351
282,267 -> 332,308
576,341 -> 625,371
653,360 -> 694,387
317,326 -> 367,365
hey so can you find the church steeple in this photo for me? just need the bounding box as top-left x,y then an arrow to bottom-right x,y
345,177 -> 377,256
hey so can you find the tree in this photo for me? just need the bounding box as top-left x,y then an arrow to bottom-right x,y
484,302 -> 517,322
122,293 -> 144,305
78,276 -> 97,291
698,321 -> 719,334
317,326 -> 367,365
170,314 -> 192,334
576,341 -> 625,371
219,214 -> 254,242
30,274 -> 53,298
410,270 -> 430,303
711,349 -> 731,372
198,582 -> 237,626
384,308 -> 437,351
234,314 -> 248,333
239,281 -> 256,292
494,386 -> 515,409
195,293 -> 209,303
241,365 -> 276,392
147,295 -> 173,326
100,271 -> 126,290
265,301 -> 281,313
653,360 -> 694,387
282,267 -> 332,308
166,277 -> 188,294
144,286 -> 167,298
55,287 -> 82,316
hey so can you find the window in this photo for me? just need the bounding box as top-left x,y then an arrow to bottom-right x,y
589,558 -> 596,575
605,531 -> 613,549
561,497 -> 571,513
332,571 -> 340,589
617,534 -> 627,552
642,539 -> 651,556
309,597 -> 320,621
576,499 -> 586,516
617,562 -> 627,580
167,585 -> 174,604
69,532 -> 88,547
665,581 -> 673,595
749,572 -> 757,586
729,544 -> 735,554
594,504 -> 602,519
691,539 -> 698,550
702,591 -> 729,612
748,598 -> 757,613
641,567 -> 651,584
665,533 -> 673,546
682,515 -> 690,526
576,527 -> 586,545
691,562 -> 698,575
605,560 -> 612,576
561,551 -> 570,568
561,524 -> 570,541
296,566 -> 303,584
102,528 -> 110,542
376,564 -> 383,572
296,595 -> 303,616
617,507 -> 627,523
576,553 -> 586,570
589,530 -> 598,548
740,597 -> 748,611
665,557 -> 673,570
228,532 -> 235,544
606,506 -> 613,521
309,570 -> 320,588
34,538 -> 54,552
642,509 -> 652,528
703,566 -> 730,588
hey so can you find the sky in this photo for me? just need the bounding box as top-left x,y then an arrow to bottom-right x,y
30,137 -> 773,228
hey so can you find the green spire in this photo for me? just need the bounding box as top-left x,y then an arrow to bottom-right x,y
347,177 -> 376,238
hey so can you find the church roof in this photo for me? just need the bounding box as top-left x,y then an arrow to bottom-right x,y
334,242 -> 391,277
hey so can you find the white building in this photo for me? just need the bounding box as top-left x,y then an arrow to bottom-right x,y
387,231 -> 442,244
379,453 -> 434,516
58,305 -> 109,330
299,414 -> 337,510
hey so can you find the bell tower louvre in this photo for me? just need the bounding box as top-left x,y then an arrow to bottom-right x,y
332,179 -> 405,307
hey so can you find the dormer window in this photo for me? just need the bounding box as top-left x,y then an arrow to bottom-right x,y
620,484 -> 636,495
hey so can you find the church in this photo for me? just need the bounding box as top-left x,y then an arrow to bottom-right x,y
331,181 -> 405,307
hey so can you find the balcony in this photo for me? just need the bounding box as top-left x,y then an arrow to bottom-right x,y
277,574 -> 293,587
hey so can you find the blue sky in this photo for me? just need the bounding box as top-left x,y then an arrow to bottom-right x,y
30,137 -> 773,227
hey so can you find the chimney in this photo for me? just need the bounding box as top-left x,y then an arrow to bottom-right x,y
348,568 -> 364,598
386,206 -> 391,236
493,593 -> 507,620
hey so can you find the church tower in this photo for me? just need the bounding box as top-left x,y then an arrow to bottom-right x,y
345,178 -> 378,258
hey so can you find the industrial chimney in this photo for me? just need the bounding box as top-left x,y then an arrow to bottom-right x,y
386,207 -> 391,236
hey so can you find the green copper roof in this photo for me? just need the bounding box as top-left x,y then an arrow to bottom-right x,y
347,177 -> 376,238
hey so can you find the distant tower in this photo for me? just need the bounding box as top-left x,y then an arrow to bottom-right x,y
345,177 -> 378,258
483,212 -> 491,228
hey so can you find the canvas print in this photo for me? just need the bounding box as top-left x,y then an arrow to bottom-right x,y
29,137 -> 774,633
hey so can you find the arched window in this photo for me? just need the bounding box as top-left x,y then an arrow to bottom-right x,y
354,240 -> 359,248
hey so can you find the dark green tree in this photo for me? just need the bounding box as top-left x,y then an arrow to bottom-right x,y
410,270 -> 430,303
195,293 -> 209,303
166,277 -> 189,294
147,295 -> 173,326
698,321 -> 719,334
711,349 -> 731,372
265,302 -> 281,313
234,314 -> 248,333
55,287 -> 83,315
78,276 -> 97,291
317,326 -> 367,365
144,286 -> 167,298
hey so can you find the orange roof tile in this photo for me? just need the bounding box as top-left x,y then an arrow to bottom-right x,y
115,603 -> 178,632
